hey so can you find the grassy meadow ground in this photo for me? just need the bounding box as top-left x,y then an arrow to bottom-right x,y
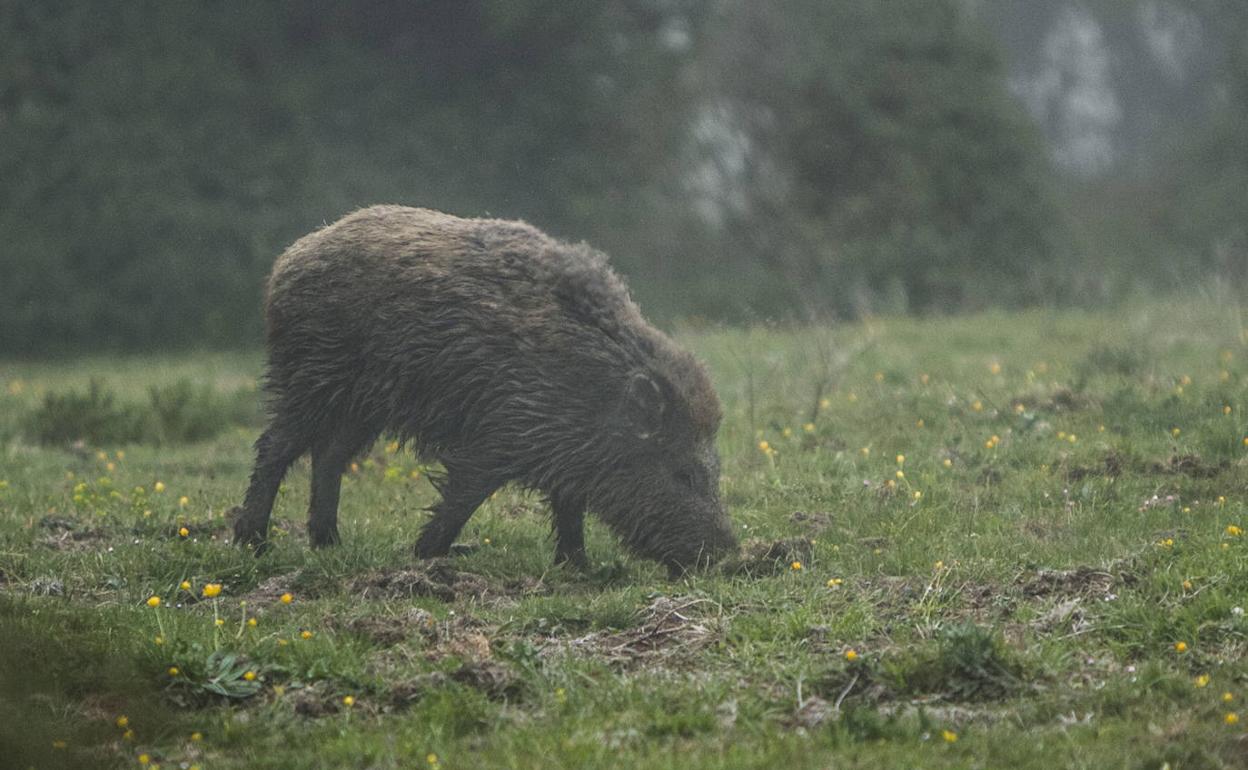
1,299 -> 1247,769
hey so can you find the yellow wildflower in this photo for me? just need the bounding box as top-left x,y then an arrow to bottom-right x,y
1226,525 -> 1243,537
178,527 -> 189,537
1174,641 -> 1188,653
342,695 -> 355,707
790,561 -> 802,571
154,481 -> 165,493
896,454 -> 905,465
1225,692 -> 1235,703
844,649 -> 859,662
178,495 -> 189,507
116,716 -> 130,729
1196,674 -> 1211,688
1226,712 -> 1239,725
180,581 -> 191,591
202,583 -> 222,598
190,732 -> 203,742
826,578 -> 843,588
803,423 -> 815,433
280,593 -> 293,604
243,671 -> 256,681
168,667 -> 179,677
942,729 -> 958,743
301,630 -> 314,640
247,618 -> 258,627
147,596 -> 161,608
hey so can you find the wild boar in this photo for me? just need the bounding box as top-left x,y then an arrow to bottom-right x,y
231,205 -> 736,573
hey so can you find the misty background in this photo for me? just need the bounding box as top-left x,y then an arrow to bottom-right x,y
2,0 -> 1245,356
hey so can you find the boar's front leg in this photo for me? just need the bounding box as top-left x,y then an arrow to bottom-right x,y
415,467 -> 500,559
551,493 -> 588,568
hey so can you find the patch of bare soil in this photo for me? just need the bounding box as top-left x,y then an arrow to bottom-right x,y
37,516 -> 106,551
558,595 -> 722,666
384,660 -> 520,710
289,682 -> 342,717
349,563 -> 548,604
342,607 -> 438,645
789,510 -> 834,531
1149,453 -> 1227,479
1017,567 -> 1116,599
238,572 -> 304,607
1066,451 -> 1126,481
721,537 -> 815,576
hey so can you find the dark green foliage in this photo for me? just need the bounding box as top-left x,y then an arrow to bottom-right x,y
0,597 -> 175,769
0,1 -> 1072,354
26,378 -> 257,445
186,650 -> 264,700
148,380 -> 230,444
686,0 -> 1070,316
26,379 -> 148,445
888,624 -> 1026,701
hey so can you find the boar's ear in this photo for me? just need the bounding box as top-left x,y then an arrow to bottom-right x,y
621,371 -> 667,439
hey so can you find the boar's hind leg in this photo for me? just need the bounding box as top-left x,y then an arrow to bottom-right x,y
552,494 -> 588,568
307,425 -> 377,548
414,468 -> 499,559
234,420 -> 310,550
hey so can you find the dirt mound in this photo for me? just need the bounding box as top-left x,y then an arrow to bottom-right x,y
1149,453 -> 1227,479
1018,567 -> 1115,598
350,563 -> 490,602
562,595 -> 721,665
722,537 -> 815,576
37,515 -> 106,551
343,607 -> 437,645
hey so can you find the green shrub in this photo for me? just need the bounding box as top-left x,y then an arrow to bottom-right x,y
26,379 -> 148,445
26,378 -> 259,446
889,623 -> 1027,701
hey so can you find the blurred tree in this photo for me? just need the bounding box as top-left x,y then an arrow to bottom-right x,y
685,0 -> 1068,316
0,0 -> 1075,354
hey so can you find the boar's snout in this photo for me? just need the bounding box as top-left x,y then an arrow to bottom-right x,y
662,504 -> 738,577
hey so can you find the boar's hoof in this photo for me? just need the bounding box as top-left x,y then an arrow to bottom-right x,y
554,551 -> 589,570
308,525 -> 341,549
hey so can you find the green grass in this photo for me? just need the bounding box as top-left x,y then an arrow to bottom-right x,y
2,299 -> 1247,769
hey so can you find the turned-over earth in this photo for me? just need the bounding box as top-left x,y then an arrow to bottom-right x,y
231,205 -> 737,573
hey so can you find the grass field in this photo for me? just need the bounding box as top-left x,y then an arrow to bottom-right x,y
2,300 -> 1247,769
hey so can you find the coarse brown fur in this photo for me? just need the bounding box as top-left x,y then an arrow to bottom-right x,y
232,206 -> 737,572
